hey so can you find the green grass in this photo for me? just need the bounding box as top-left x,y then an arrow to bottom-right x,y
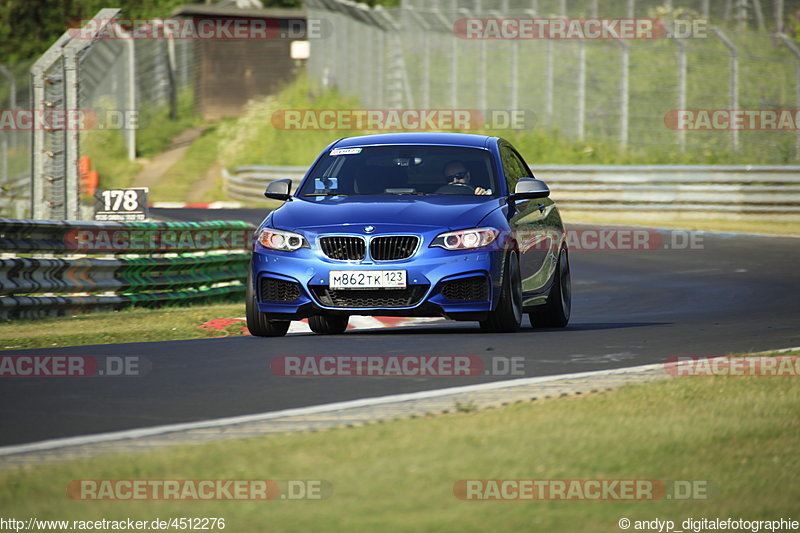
216,74 -> 794,169
135,90 -> 202,159
217,76 -> 363,169
148,122 -> 229,203
80,128 -> 141,191
0,303 -> 246,350
1,376 -> 797,532
79,90 -> 199,193
562,210 -> 800,236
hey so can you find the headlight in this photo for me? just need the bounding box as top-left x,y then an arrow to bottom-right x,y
431,227 -> 499,250
257,228 -> 308,251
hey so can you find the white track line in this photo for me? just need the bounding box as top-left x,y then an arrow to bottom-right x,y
0,361 -> 666,457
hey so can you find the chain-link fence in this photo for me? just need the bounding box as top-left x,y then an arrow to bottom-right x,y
307,0 -> 800,164
1,9 -> 199,220
0,60 -> 32,219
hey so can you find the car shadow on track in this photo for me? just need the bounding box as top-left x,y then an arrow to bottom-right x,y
328,321 -> 670,336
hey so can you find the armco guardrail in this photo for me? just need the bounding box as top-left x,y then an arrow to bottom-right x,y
0,219 -> 254,320
222,166 -> 307,202
222,165 -> 800,218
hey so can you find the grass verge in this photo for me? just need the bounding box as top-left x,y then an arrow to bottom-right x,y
1,375 -> 797,532
0,303 -> 246,351
561,210 -> 800,236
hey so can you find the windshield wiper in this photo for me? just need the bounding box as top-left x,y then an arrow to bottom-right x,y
385,192 -> 433,195
302,192 -> 349,197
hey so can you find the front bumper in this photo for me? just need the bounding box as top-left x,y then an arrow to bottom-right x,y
251,243 -> 504,319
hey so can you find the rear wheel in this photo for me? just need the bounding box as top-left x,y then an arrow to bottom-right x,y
529,247 -> 571,328
308,314 -> 349,334
246,268 -> 291,337
480,253 -> 522,333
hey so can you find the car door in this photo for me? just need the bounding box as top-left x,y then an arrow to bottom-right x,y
500,141 -> 561,302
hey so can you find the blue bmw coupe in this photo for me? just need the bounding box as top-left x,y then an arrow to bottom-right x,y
246,132 -> 570,336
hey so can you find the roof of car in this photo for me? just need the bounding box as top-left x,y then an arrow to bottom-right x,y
332,132 -> 494,149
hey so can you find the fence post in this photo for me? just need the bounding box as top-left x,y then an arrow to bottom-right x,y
62,9 -> 120,220
0,66 -> 16,109
510,38 -> 519,115
422,21 -> 431,109
156,20 -> 178,121
62,47 -> 81,220
110,21 -> 136,162
735,0 -> 748,30
526,6 -> 551,126
491,7 -> 514,113
775,0 -> 784,31
752,0 -> 766,30
0,65 -> 16,150
709,26 -> 739,153
449,1 -> 459,108
374,5 -> 411,109
474,0 -> 487,111
777,33 -> 800,160
405,7 -> 432,109
618,41 -> 629,152
30,32 -> 72,220
1,138 -> 6,183
667,25 -> 688,153
577,42 -> 586,141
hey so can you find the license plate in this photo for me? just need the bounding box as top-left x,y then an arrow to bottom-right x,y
329,270 -> 406,289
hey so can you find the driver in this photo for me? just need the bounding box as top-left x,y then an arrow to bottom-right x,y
442,161 -> 490,195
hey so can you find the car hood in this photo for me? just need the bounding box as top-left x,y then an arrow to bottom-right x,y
269,196 -> 503,232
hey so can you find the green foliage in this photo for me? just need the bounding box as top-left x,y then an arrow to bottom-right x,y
80,128 -> 140,191
135,89 -> 200,159
217,75 -> 362,168
0,0 -> 395,64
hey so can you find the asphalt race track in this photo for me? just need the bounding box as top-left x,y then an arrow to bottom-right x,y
1,209 -> 798,447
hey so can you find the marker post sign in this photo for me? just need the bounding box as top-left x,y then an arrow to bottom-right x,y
94,188 -> 149,221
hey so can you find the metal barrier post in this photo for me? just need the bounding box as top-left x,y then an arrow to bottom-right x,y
709,26 -> 739,153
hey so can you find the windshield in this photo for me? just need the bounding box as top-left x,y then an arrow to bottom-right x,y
298,145 -> 498,197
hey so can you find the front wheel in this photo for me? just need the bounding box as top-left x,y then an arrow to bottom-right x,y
308,314 -> 349,334
529,247 -> 571,328
480,253 -> 522,333
245,268 -> 291,337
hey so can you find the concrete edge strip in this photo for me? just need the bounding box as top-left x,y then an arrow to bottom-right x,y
0,361 -> 669,458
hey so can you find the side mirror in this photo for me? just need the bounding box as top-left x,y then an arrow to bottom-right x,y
264,179 -> 292,201
510,178 -> 550,200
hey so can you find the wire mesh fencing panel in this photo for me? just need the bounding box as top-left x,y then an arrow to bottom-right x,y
0,61 -> 32,218
306,0 -> 800,163
25,10 -> 200,220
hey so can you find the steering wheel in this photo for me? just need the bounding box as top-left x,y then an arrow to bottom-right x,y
435,182 -> 475,194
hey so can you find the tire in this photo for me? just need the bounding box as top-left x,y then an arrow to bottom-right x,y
529,247 -> 571,328
480,252 -> 523,333
245,268 -> 291,337
308,314 -> 349,334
